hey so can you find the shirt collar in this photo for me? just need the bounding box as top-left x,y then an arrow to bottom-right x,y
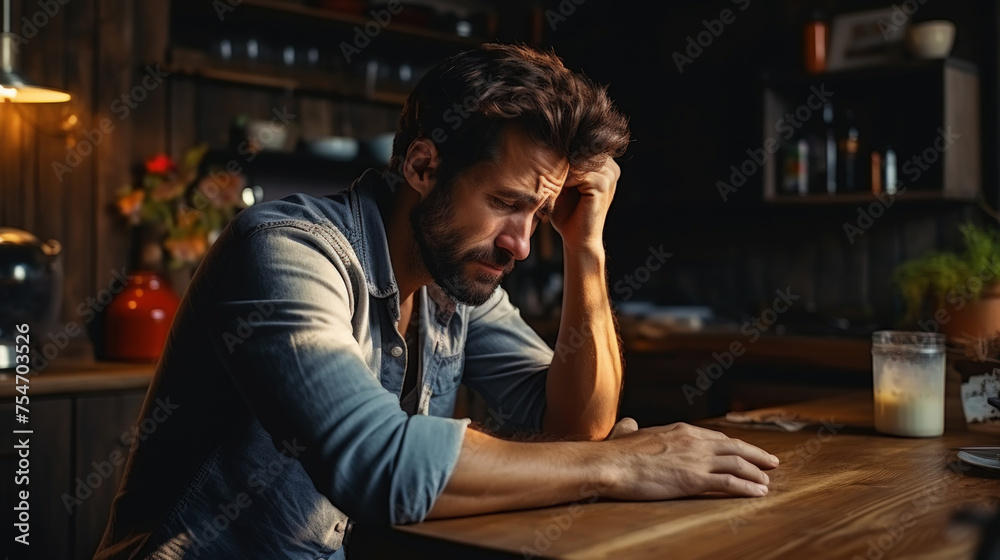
350,169 -> 399,300
351,168 -> 459,327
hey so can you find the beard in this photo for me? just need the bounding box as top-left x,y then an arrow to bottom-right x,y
410,182 -> 514,306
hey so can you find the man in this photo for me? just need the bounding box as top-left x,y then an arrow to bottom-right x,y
95,43 -> 777,559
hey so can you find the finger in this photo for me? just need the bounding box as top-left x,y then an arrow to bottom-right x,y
716,439 -> 781,470
710,455 -> 770,486
704,473 -> 769,497
604,417 -> 639,440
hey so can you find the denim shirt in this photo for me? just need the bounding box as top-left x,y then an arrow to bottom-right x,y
94,170 -> 554,559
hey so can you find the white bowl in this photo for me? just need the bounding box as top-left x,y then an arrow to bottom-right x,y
365,132 -> 395,165
908,20 -> 956,59
305,137 -> 359,161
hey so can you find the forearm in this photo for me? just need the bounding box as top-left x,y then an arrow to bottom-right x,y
543,245 -> 624,439
425,427 -> 611,520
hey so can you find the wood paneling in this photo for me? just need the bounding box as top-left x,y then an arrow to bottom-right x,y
0,399 -> 73,560
74,391 -> 146,559
62,0 -> 98,334
0,0 -> 993,362
93,0 -> 134,317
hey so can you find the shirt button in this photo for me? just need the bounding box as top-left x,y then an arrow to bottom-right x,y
390,346 -> 403,357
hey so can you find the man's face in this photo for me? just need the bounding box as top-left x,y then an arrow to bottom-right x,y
411,127 -> 569,306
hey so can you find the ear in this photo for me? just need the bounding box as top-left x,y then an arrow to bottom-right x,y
402,137 -> 441,199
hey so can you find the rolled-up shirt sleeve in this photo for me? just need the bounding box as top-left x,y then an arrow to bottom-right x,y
461,287 -> 553,434
207,222 -> 469,525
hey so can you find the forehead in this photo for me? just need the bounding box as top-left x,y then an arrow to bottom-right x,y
478,126 -> 570,201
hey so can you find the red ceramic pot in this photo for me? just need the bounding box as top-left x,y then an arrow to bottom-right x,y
104,270 -> 180,362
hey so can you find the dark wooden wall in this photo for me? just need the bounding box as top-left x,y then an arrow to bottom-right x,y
0,0 -> 402,359
544,0 -> 997,327
0,0 -> 169,358
4,0 -> 1000,353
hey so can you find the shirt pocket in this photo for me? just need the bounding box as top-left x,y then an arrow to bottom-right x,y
430,352 -> 464,395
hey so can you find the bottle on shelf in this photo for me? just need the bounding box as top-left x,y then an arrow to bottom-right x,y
871,151 -> 882,194
823,103 -> 837,194
807,102 -> 836,195
871,142 -> 898,196
781,137 -> 809,195
884,146 -> 898,195
803,11 -> 828,74
839,109 -> 861,192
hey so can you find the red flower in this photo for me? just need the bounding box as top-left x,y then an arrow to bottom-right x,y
145,154 -> 176,175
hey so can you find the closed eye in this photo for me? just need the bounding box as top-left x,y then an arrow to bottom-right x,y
491,197 -> 516,211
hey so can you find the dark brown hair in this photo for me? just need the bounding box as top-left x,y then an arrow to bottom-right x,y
387,43 -> 630,188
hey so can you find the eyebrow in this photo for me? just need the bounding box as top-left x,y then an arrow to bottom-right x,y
494,187 -> 556,217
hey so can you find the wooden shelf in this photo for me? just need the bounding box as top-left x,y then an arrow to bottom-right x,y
0,360 -> 154,398
164,47 -> 410,105
764,189 -> 975,205
761,57 -> 978,86
237,0 -> 487,47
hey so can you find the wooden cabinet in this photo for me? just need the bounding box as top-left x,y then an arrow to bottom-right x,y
1,389 -> 146,560
761,58 -> 980,204
619,333 -> 873,426
1,398 -> 72,560
73,392 -> 146,559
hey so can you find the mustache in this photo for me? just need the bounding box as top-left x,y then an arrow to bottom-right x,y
467,247 -> 514,273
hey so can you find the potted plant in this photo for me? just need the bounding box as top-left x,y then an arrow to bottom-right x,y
116,145 -> 249,275
894,222 -> 1000,341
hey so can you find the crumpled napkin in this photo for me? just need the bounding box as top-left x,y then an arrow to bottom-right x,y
961,369 -> 1000,424
720,409 -> 810,432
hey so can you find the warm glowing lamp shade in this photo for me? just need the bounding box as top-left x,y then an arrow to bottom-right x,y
1,0 -> 70,103
0,67 -> 71,102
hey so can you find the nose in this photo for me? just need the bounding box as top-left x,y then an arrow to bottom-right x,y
495,215 -> 534,262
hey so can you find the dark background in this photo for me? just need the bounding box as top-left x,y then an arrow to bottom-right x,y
1,0 -> 997,342
539,0 -> 994,328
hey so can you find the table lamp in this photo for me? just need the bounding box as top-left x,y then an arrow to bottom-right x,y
1,0 -> 71,102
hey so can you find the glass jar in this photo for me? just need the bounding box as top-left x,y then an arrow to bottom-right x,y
871,331 -> 946,437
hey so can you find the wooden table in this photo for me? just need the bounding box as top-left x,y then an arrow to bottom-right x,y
349,392 -> 1000,559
